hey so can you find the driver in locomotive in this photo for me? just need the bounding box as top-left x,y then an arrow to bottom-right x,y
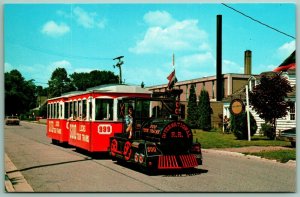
125,106 -> 134,139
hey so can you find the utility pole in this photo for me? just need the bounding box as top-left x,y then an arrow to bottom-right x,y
113,56 -> 124,84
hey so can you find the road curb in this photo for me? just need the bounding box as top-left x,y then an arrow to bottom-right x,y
203,149 -> 296,167
5,153 -> 34,192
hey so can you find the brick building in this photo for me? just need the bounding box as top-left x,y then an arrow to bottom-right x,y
147,73 -> 257,128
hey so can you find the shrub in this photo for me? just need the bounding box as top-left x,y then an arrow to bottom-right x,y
197,89 -> 212,131
186,84 -> 198,128
261,123 -> 276,139
230,112 -> 257,140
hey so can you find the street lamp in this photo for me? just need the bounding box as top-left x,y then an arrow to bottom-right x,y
113,56 -> 124,84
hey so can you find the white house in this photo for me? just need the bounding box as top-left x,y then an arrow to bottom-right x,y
223,69 -> 296,135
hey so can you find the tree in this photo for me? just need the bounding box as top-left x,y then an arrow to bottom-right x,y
70,70 -> 119,91
69,72 -> 90,91
197,89 -> 211,130
230,112 -> 257,140
48,67 -> 74,97
249,72 -> 293,138
186,84 -> 197,128
5,69 -> 37,116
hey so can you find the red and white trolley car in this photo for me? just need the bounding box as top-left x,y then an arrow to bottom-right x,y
46,84 -> 151,152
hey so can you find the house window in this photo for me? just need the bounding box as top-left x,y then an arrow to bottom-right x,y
289,102 -> 296,120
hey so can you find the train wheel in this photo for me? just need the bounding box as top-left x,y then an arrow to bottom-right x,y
123,141 -> 132,161
51,139 -> 58,145
110,139 -> 118,157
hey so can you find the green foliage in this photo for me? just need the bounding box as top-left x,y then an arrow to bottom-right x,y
260,123 -> 276,139
186,84 -> 197,128
197,89 -> 211,131
5,67 -> 119,118
5,70 -> 37,116
249,72 -> 293,131
244,150 -> 296,163
48,67 -> 75,98
230,112 -> 257,140
193,129 -> 290,149
70,70 -> 119,91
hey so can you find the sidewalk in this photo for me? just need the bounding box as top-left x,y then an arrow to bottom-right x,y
4,153 -> 34,192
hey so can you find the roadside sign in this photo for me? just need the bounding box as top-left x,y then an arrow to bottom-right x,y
229,99 -> 245,115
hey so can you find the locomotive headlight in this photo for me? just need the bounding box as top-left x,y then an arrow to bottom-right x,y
139,154 -> 144,164
134,153 -> 139,163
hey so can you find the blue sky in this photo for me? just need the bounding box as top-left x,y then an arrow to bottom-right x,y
4,3 -> 296,88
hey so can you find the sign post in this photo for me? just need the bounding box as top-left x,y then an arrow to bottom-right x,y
245,85 -> 251,141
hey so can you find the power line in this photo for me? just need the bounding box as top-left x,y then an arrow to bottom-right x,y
221,3 -> 295,39
7,41 -> 113,61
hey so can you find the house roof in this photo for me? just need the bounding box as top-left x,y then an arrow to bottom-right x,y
273,50 -> 296,72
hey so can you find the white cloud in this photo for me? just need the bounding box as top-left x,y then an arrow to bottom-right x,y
143,10 -> 175,27
277,40 -> 295,59
73,7 -> 106,29
56,10 -> 71,18
222,59 -> 243,74
266,64 -> 277,71
130,11 -> 209,54
48,60 -> 72,73
178,52 -> 214,69
176,52 -> 215,80
4,62 -> 13,72
41,21 -> 70,37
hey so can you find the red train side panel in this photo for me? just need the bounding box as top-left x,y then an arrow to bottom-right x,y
68,121 -> 124,152
47,119 -> 69,143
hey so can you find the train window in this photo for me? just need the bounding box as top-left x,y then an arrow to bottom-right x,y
64,102 -> 68,119
71,102 -> 74,118
95,99 -> 113,120
82,99 -> 87,120
56,103 -> 59,119
117,100 -> 135,120
60,103 -> 63,118
78,100 -> 82,119
47,104 -> 50,118
51,103 -> 54,118
51,104 -> 53,118
135,100 -> 150,119
88,98 -> 93,120
74,101 -> 78,119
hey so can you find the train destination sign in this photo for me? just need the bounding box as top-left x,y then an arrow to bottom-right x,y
229,99 -> 245,115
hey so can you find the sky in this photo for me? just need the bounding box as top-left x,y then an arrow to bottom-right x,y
4,3 -> 296,88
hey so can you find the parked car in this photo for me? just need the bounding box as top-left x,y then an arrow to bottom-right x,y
278,128 -> 296,147
5,116 -> 20,125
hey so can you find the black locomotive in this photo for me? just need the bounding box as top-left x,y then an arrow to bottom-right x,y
109,89 -> 202,170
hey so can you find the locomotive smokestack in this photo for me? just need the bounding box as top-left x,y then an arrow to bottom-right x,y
244,50 -> 252,75
216,15 -> 223,101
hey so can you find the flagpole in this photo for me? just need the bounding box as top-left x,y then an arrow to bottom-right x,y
172,53 -> 175,68
173,52 -> 175,83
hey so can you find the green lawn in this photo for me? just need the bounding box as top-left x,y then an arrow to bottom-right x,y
193,129 -> 291,149
193,129 -> 295,163
243,150 -> 296,163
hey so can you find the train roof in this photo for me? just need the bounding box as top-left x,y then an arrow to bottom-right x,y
48,84 -> 152,101
87,84 -> 152,94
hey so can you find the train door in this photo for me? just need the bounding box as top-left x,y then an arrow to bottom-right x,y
118,98 -> 150,137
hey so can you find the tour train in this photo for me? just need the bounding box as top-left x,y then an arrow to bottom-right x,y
46,84 -> 202,171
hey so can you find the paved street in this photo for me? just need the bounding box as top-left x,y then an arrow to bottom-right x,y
4,121 -> 296,192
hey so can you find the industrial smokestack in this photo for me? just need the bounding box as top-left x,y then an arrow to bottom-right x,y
216,15 -> 223,101
244,50 -> 252,75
